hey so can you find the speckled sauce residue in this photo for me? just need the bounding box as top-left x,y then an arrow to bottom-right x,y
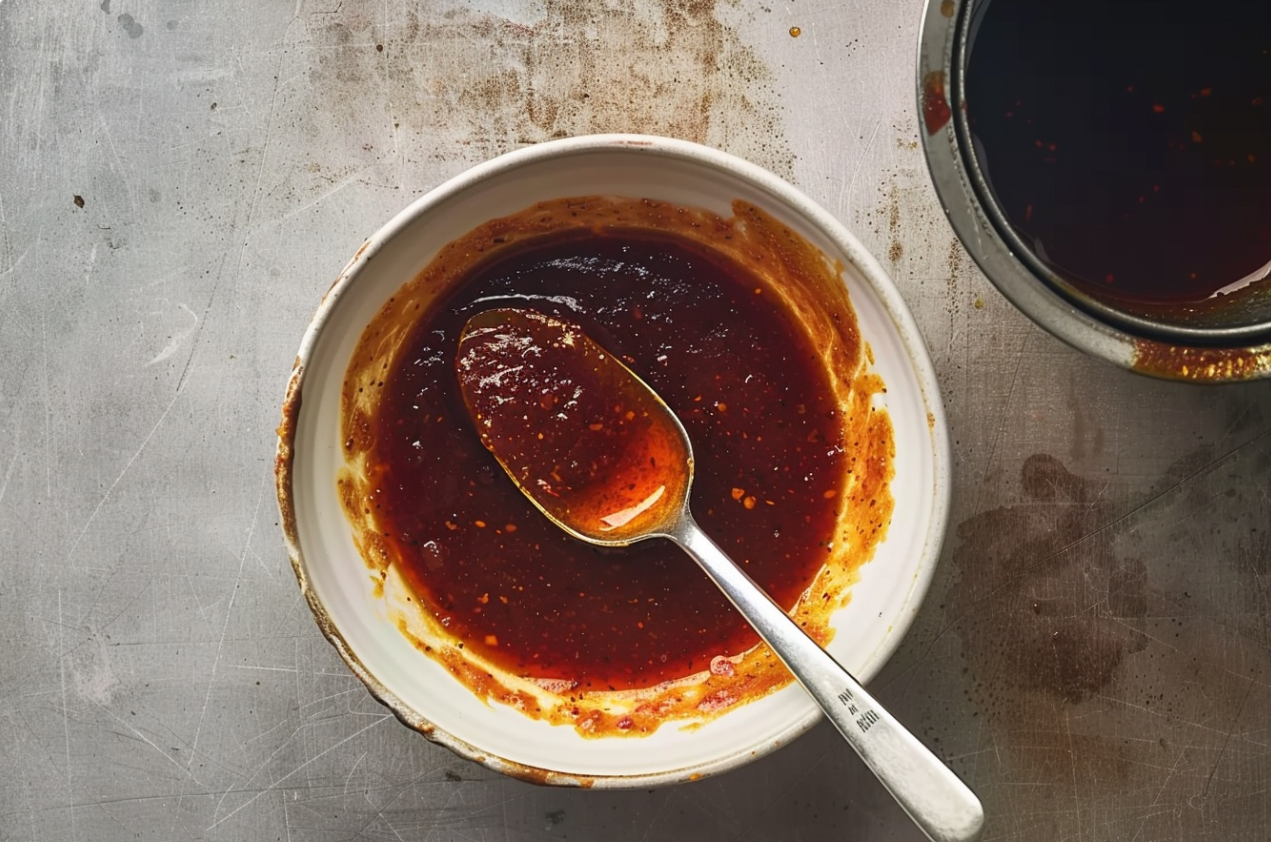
296,0 -> 794,180
338,197 -> 895,737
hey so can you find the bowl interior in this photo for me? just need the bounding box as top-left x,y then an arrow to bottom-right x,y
284,138 -> 949,785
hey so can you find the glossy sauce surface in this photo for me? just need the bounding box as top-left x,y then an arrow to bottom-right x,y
456,308 -> 690,543
361,229 -> 846,691
965,0 -> 1271,307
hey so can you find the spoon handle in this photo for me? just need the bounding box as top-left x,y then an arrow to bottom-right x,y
669,516 -> 984,842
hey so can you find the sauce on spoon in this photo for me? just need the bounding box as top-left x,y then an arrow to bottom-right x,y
457,308 -> 690,543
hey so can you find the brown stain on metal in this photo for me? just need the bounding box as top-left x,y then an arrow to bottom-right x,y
948,455 -> 1151,785
1132,339 -> 1271,382
940,0 -> 956,16
943,439 -> 1271,833
922,70 -> 952,135
302,0 -> 794,178
951,455 -> 1149,705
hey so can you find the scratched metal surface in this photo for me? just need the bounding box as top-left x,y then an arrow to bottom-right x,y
1,1 -> 1269,840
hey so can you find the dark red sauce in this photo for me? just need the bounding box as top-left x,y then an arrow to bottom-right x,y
964,1 -> 1271,307
363,231 -> 845,691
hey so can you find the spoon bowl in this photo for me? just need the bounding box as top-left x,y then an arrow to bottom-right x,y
457,308 -> 690,544
457,308 -> 984,842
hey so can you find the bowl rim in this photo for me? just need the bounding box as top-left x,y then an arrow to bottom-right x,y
916,0 -> 1271,382
275,133 -> 953,786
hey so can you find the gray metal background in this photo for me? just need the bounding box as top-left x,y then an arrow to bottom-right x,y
1,2 -> 1268,840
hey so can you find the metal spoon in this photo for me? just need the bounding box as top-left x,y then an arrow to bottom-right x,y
456,307 -> 983,842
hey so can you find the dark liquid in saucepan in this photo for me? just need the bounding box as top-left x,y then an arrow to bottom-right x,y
366,231 -> 845,691
964,0 -> 1271,306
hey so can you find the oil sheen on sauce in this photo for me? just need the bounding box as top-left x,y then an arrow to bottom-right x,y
964,0 -> 1271,312
338,197 -> 895,736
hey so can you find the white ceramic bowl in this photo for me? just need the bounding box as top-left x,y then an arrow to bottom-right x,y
276,135 -> 951,787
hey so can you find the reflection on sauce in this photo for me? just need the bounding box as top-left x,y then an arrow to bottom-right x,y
964,0 -> 1271,311
339,197 -> 895,736
457,308 -> 690,542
